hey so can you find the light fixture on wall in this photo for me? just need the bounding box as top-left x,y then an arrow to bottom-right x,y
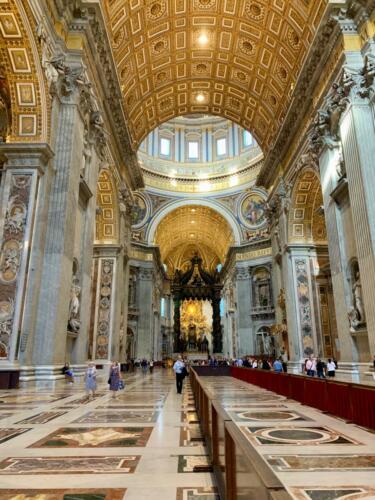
196,93 -> 205,103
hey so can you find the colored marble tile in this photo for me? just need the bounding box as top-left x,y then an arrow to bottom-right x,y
0,395 -> 69,404
0,413 -> 14,420
176,487 -> 220,500
0,428 -> 30,444
96,404 -> 163,410
267,454 -> 375,471
73,410 -> 160,424
0,488 -> 126,499
289,487 -> 375,500
0,456 -> 139,474
29,426 -> 153,448
180,425 -> 205,447
242,426 -> 361,446
181,411 -> 199,424
177,455 -> 213,473
227,410 -> 312,422
15,411 -> 67,424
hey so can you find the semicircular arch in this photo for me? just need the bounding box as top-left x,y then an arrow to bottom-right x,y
146,197 -> 242,245
0,0 -> 49,142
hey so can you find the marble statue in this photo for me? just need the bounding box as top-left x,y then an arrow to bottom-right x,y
348,307 -> 360,333
68,279 -> 81,333
353,272 -> 365,324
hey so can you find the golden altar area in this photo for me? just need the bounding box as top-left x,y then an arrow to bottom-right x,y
180,299 -> 212,351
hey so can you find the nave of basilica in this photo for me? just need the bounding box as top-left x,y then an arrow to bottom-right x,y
0,0 -> 375,499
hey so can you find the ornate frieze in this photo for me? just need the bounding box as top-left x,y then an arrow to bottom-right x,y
95,258 -> 115,359
0,173 -> 32,359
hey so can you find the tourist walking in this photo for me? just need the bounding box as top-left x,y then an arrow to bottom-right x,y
62,362 -> 74,384
306,357 -> 316,377
273,358 -> 283,373
141,359 -> 148,375
327,358 -> 336,377
84,362 -> 97,400
316,358 -> 326,378
149,359 -> 154,374
108,360 -> 121,398
173,355 -> 186,394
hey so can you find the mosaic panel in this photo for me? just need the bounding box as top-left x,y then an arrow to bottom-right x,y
73,411 -> 160,424
0,489 -> 126,500
267,454 -> 375,472
29,427 -> 153,448
242,426 -> 361,446
0,456 -> 140,474
228,410 -> 312,422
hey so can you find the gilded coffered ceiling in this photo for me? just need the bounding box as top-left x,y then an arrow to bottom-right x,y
154,205 -> 234,271
105,0 -> 327,152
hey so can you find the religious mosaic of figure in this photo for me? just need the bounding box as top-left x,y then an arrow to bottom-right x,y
240,192 -> 266,228
131,194 -> 147,226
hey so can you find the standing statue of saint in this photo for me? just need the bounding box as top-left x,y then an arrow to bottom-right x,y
353,272 -> 366,323
68,280 -> 81,332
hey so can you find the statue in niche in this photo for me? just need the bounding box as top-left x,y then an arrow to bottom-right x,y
263,334 -> 271,355
68,277 -> 81,333
353,271 -> 365,324
348,307 -> 360,333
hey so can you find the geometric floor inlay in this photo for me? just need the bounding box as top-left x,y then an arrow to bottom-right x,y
180,426 -> 205,447
29,427 -> 153,448
0,456 -> 140,474
267,455 -> 375,471
0,488 -> 127,499
176,487 -> 220,499
73,411 -> 159,424
289,486 -> 375,499
15,412 -> 67,424
177,455 -> 213,473
0,428 -> 30,444
228,410 -> 312,422
242,426 -> 361,446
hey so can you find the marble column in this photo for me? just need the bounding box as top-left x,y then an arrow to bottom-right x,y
235,266 -> 252,356
31,60 -> 91,368
0,144 -> 53,369
340,99 -> 375,356
136,266 -> 154,359
319,144 -> 360,366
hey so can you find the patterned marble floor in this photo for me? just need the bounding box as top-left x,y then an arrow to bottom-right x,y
199,376 -> 375,500
0,369 -> 218,500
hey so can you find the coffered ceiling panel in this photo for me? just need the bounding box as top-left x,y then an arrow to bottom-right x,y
154,205 -> 234,269
105,0 -> 327,152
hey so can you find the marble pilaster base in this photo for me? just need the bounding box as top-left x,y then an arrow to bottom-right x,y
19,364 -> 86,385
287,360 -> 304,374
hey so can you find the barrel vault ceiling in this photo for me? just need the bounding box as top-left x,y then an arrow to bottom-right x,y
105,0 -> 327,153
154,205 -> 234,270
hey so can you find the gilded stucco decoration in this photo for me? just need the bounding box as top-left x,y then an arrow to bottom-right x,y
0,0 -> 48,142
95,170 -> 119,244
288,169 -> 327,244
154,205 -> 234,274
105,0 -> 327,151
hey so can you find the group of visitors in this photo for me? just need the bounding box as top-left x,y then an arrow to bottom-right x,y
62,360 -> 125,400
304,357 -> 337,378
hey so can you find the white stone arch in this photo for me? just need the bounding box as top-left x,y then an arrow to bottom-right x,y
145,198 -> 242,245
